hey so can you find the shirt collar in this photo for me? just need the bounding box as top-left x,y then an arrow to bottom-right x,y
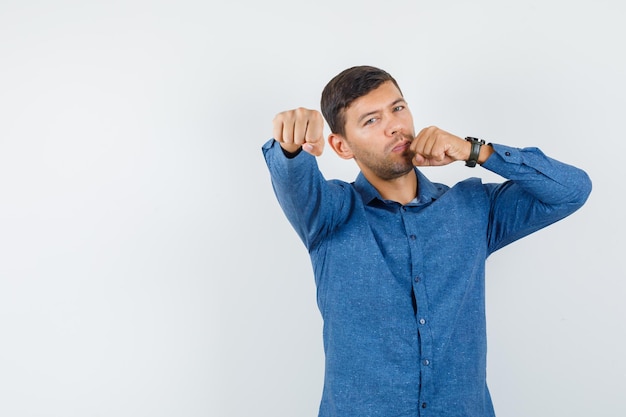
353,168 -> 443,207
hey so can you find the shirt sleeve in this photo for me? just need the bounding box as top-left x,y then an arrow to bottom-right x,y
262,138 -> 356,251
480,144 -> 592,254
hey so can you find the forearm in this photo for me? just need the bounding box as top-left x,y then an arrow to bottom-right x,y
482,144 -> 591,252
262,139 -> 350,250
481,144 -> 592,206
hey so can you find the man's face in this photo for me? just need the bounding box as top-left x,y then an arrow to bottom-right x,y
341,81 -> 416,181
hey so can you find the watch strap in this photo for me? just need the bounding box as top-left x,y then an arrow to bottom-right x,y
465,137 -> 485,167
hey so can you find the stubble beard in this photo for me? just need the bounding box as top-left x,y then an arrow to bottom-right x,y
377,151 -> 415,180
353,133 -> 416,181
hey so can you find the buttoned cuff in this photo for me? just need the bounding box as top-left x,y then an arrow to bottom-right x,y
482,143 -> 523,167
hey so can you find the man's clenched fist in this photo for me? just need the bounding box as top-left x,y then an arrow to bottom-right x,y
272,108 -> 325,156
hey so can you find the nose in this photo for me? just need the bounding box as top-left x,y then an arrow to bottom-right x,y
385,115 -> 403,137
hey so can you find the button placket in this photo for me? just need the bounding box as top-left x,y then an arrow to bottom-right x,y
404,205 -> 435,415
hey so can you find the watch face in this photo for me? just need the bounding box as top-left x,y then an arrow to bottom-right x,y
465,137 -> 485,144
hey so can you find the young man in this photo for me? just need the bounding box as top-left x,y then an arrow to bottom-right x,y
261,66 -> 591,417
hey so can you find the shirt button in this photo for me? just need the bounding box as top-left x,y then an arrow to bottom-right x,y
409,234 -> 416,240
414,276 -> 420,283
423,359 -> 430,366
505,151 -> 511,156
419,318 -> 426,325
422,402 -> 427,409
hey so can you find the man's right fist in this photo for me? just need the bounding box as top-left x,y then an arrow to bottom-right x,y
272,108 -> 325,156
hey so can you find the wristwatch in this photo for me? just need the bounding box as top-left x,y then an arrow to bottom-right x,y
465,137 -> 486,167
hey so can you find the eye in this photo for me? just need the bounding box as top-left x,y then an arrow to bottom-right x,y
393,105 -> 405,112
364,117 -> 378,126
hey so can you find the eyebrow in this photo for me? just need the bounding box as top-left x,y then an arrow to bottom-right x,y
357,98 -> 407,124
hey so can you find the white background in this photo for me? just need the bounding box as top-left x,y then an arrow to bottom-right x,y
0,1 -> 624,416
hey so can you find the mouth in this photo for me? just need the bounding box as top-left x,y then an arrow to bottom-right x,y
391,141 -> 411,153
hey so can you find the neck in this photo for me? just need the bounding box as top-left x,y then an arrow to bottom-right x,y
363,169 -> 418,205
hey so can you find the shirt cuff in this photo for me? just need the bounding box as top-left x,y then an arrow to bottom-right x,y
481,143 -> 523,169
262,138 -> 304,159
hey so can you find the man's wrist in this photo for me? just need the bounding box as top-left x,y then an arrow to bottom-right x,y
464,137 -> 494,166
477,143 -> 494,164
279,142 -> 303,158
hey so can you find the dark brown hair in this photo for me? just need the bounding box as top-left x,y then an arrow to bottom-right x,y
320,65 -> 402,136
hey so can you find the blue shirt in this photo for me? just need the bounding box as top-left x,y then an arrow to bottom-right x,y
262,139 -> 591,417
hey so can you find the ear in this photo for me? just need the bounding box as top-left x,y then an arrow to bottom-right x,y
328,133 -> 354,160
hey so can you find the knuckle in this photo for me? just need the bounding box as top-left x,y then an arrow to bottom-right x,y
427,126 -> 440,136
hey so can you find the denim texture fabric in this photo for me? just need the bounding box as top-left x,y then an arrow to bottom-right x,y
262,139 -> 591,417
